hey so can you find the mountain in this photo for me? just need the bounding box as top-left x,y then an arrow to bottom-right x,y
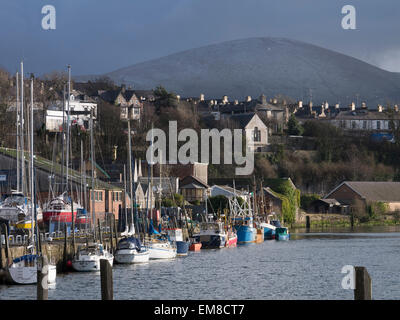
78,37 -> 400,106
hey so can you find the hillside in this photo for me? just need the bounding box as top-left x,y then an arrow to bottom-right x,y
78,37 -> 400,106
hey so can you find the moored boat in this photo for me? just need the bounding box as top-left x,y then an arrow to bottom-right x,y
275,227 -> 290,241
114,237 -> 149,264
192,221 -> 227,249
225,229 -> 238,247
148,236 -> 177,259
72,243 -> 114,272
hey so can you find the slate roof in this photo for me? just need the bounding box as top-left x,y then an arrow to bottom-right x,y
325,181 -> 400,202
227,113 -> 261,129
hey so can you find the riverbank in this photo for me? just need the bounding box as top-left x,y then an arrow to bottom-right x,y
291,213 -> 400,229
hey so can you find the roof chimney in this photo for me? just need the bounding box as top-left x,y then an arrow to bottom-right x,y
260,94 -> 267,105
394,105 -> 399,112
335,103 -> 340,109
200,93 -> 205,101
246,96 -> 252,102
222,95 -> 228,104
234,99 -> 239,105
361,102 -> 367,109
350,102 -> 355,111
298,101 -> 303,108
324,101 -> 329,109
378,105 -> 383,112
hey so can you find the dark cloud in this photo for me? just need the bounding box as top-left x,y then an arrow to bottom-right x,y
0,0 -> 399,75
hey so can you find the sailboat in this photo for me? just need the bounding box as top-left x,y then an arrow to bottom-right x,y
114,158 -> 149,264
6,71 -> 56,285
0,70 -> 32,230
72,102 -> 114,271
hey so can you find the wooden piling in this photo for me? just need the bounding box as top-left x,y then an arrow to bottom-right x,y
98,219 -> 102,245
0,226 -> 3,270
354,266 -> 372,300
62,227 -> 67,271
37,256 -> 49,300
350,214 -> 354,228
110,215 -> 114,254
113,215 -> 118,247
100,259 -> 113,300
306,216 -> 310,230
4,225 -> 9,265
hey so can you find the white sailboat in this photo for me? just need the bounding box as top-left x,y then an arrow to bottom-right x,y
115,122 -> 149,263
72,102 -> 114,271
6,70 -> 56,285
72,243 -> 114,271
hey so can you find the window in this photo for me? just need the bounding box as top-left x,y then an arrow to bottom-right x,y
377,121 -> 381,130
363,121 -> 367,129
253,127 -> 261,142
352,121 -> 356,129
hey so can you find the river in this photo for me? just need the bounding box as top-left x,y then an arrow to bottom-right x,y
1,226 -> 399,300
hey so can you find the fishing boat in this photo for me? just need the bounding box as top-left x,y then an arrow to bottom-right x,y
72,243 -> 114,272
225,228 -> 238,247
275,226 -> 290,241
259,221 -> 276,240
192,221 -> 227,249
232,216 -> 257,244
114,237 -> 149,264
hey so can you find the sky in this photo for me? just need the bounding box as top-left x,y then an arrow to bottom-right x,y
0,0 -> 399,76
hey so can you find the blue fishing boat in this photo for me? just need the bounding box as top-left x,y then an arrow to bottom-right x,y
232,217 -> 256,243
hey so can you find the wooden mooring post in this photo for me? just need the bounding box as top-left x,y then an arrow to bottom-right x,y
113,215 -> 118,248
62,227 -> 68,272
306,216 -> 311,230
110,215 -> 114,254
354,266 -> 372,300
0,225 -> 3,270
37,256 -> 49,300
100,259 -> 113,300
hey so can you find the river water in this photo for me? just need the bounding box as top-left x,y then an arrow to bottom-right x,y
1,226 -> 400,300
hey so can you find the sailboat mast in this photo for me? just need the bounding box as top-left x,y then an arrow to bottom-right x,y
61,84 -> 66,194
123,164 -> 128,231
65,65 -> 71,192
90,109 -> 96,239
30,77 -> 35,252
16,72 -> 20,192
20,62 -> 25,195
127,120 -> 134,232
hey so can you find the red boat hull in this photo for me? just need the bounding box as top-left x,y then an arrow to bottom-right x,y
226,235 -> 238,247
43,211 -> 78,223
189,243 -> 202,251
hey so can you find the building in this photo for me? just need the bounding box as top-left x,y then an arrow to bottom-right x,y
180,176 -> 210,203
324,181 -> 400,213
210,185 -> 249,202
99,85 -> 143,121
226,113 -> 269,152
45,92 -> 97,132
